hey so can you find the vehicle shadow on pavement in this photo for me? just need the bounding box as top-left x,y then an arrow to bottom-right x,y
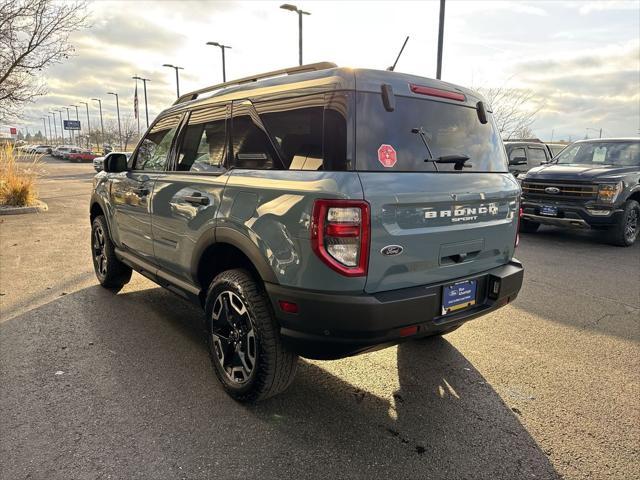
255,339 -> 561,479
0,284 -> 560,479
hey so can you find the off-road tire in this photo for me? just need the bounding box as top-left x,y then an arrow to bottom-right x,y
519,219 -> 540,233
205,269 -> 298,403
91,215 -> 132,290
608,200 -> 639,247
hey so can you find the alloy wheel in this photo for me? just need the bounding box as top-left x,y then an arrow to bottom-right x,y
92,225 -> 107,277
211,291 -> 257,384
625,207 -> 638,243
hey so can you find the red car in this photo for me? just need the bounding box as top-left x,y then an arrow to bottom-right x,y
67,149 -> 99,162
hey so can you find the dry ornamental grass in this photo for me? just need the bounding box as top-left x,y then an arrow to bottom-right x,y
0,144 -> 41,207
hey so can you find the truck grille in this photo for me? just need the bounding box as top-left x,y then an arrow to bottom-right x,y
521,180 -> 597,200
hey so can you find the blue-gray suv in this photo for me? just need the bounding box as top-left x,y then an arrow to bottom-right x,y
90,62 -> 524,402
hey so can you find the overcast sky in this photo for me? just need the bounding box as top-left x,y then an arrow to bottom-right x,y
17,0 -> 640,142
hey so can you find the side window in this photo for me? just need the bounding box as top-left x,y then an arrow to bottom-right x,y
528,147 -> 548,165
133,114 -> 181,171
258,97 -> 324,170
509,147 -> 526,162
176,105 -> 227,172
230,101 -> 278,170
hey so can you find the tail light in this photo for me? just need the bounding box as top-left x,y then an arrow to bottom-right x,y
515,207 -> 522,247
311,199 -> 370,277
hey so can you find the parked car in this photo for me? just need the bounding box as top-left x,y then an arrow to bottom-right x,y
520,138 -> 640,246
61,147 -> 84,160
52,145 -> 75,158
33,145 -> 52,154
67,149 -> 99,162
93,151 -> 132,172
504,140 -> 553,177
90,62 -> 524,401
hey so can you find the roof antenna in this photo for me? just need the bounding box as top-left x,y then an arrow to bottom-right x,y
387,36 -> 409,72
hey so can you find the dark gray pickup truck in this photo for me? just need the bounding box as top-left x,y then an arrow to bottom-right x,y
520,138 -> 640,246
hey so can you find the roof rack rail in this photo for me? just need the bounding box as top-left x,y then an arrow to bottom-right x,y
173,61 -> 338,105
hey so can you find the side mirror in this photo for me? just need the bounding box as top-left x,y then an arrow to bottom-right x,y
104,153 -> 128,173
509,156 -> 527,166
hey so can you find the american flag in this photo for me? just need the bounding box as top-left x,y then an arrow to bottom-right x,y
134,82 -> 139,119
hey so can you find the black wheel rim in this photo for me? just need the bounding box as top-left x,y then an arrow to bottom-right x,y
211,291 -> 257,384
92,225 -> 107,277
625,208 -> 638,242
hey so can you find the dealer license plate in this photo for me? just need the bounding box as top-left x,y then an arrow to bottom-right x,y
442,280 -> 477,315
540,205 -> 558,216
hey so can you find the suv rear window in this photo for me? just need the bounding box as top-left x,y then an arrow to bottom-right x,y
355,93 -> 508,172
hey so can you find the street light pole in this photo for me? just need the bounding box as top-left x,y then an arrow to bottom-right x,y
133,76 -> 151,128
64,106 -> 74,144
42,117 -> 48,143
162,64 -> 184,98
70,104 -> 80,145
585,127 -> 603,139
436,0 -> 446,79
107,92 -> 122,150
92,98 -> 105,150
49,111 -> 58,145
56,110 -> 65,144
206,42 -> 232,82
47,115 -> 53,146
79,101 -> 91,150
280,4 -> 310,66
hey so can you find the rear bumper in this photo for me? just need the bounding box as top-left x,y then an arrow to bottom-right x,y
522,199 -> 623,229
265,260 -> 524,359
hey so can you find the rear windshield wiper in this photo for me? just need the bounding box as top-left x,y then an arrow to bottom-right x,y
411,127 -> 472,171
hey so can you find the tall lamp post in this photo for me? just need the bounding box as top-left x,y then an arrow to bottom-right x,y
91,98 -> 105,150
206,42 -> 231,82
132,76 -> 151,128
107,92 -> 122,150
585,127 -> 603,139
42,117 -> 48,143
69,104 -> 80,145
63,106 -> 74,144
162,64 -> 184,98
55,109 -> 65,144
79,101 -> 92,150
280,4 -> 310,66
49,111 -> 59,145
46,115 -> 53,146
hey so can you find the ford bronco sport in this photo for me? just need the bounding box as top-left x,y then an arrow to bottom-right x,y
520,138 -> 640,246
90,63 -> 524,402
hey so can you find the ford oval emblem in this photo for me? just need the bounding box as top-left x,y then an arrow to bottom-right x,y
381,245 -> 403,256
545,186 -> 560,194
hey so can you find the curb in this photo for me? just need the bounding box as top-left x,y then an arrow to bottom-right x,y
0,200 -> 49,216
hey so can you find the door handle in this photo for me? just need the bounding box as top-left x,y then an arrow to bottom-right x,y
184,193 -> 210,206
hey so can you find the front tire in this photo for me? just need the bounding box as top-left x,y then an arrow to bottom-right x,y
91,215 -> 132,289
608,200 -> 639,246
519,219 -> 540,233
205,269 -> 298,403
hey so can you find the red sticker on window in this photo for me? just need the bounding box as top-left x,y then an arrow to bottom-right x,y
377,144 -> 397,168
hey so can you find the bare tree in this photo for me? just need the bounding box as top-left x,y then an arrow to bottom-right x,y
120,115 -> 141,151
0,0 -> 88,122
103,116 -> 140,151
476,85 -> 543,140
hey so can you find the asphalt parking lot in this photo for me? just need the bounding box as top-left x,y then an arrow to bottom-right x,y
1,156 -> 638,480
